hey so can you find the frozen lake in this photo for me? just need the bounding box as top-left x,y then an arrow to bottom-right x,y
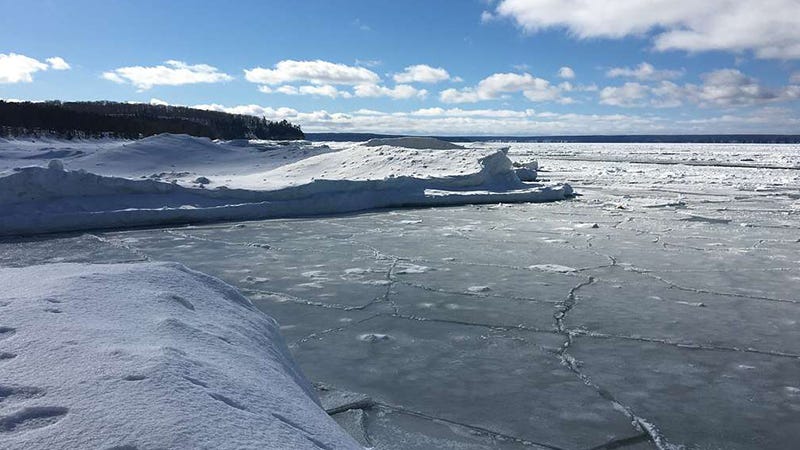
2,142 -> 799,449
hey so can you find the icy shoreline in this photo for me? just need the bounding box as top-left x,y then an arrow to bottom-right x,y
0,135 -> 573,236
0,262 -> 359,449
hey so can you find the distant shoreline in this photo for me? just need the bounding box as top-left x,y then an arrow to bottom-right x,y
307,133 -> 800,144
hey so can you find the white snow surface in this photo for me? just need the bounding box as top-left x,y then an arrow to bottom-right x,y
362,136 -> 464,150
0,261 -> 359,449
0,135 -> 573,235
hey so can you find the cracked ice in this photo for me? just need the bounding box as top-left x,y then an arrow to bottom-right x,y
1,141 -> 799,449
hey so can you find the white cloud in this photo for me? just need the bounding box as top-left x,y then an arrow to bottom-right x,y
599,68 -> 799,108
492,0 -> 800,59
393,64 -> 453,83
354,83 -> 428,99
187,102 -> 681,134
101,72 -> 125,84
0,53 -> 58,83
355,59 -> 382,68
650,81 -> 686,108
411,107 -> 537,118
606,62 -> 683,81
296,84 -> 352,98
190,101 -> 800,134
687,69 -> 783,106
791,72 -> 800,83
258,81 -> 424,100
149,98 -> 170,106
557,66 -> 575,79
263,84 -> 352,98
46,57 -> 71,70
678,107 -> 800,132
102,60 -> 233,90
440,72 -> 571,104
599,82 -> 650,107
244,59 -> 380,86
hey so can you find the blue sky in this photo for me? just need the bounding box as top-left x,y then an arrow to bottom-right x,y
2,0 -> 799,135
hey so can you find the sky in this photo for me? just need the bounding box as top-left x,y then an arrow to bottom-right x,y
2,0 -> 800,135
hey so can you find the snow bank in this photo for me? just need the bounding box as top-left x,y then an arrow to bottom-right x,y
0,262 -> 359,449
0,134 -> 573,235
363,136 -> 464,150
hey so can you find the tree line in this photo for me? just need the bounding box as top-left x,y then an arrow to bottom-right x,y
0,100 -> 304,140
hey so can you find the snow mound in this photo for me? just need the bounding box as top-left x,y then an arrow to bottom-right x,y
246,143 -> 518,188
0,262 -> 359,449
76,133 -> 239,176
363,136 -> 464,150
0,135 -> 574,235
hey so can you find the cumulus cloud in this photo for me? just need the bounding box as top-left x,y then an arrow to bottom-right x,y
354,83 -> 428,99
244,59 -> 380,86
46,57 -> 71,70
688,69 -> 783,106
263,84 -> 353,98
599,82 -> 650,107
0,53 -> 69,83
492,0 -> 800,59
440,72 -> 571,104
190,101 -> 800,134
246,62 -> 427,100
606,62 -> 683,81
557,66 -> 575,79
102,60 -> 233,90
393,64 -> 453,83
599,68 -> 799,108
649,81 -> 686,108
194,102 -> 669,134
411,107 -> 539,118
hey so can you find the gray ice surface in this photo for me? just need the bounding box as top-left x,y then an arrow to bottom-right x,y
1,144 -> 798,449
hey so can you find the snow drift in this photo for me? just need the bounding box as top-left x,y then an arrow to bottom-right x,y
362,136 -> 464,150
0,262 -> 359,449
0,135 -> 573,235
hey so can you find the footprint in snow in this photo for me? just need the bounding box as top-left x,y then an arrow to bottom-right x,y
209,392 -> 247,411
183,376 -> 208,388
0,385 -> 45,404
0,406 -> 69,433
122,375 -> 147,382
0,327 -> 16,340
167,294 -> 195,311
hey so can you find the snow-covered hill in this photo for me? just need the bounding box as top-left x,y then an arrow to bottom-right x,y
0,262 -> 359,449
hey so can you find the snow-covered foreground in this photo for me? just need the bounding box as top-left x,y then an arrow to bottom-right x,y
0,261 -> 358,449
0,135 -> 571,236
